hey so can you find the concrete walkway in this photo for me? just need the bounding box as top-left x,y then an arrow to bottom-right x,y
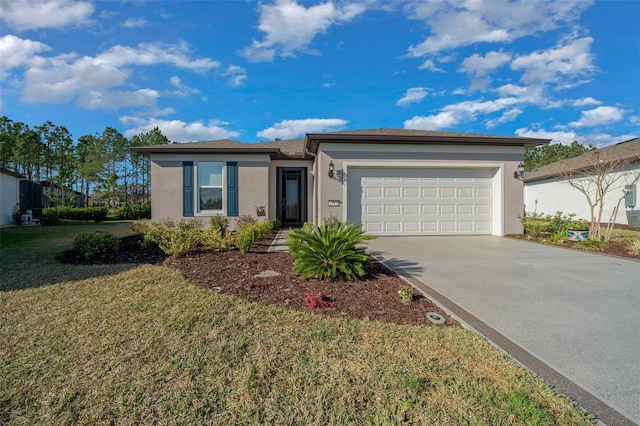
268,229 -> 290,253
368,236 -> 640,426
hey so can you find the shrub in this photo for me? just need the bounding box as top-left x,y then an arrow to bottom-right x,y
40,208 -> 60,226
627,240 -> 640,256
72,231 -> 120,259
272,218 -> 282,230
304,290 -> 333,309
286,221 -> 375,282
200,227 -> 234,252
235,214 -> 256,231
520,211 -> 586,238
116,204 -> 151,220
209,215 -> 229,235
398,286 -> 413,303
234,220 -> 272,254
576,238 -> 605,251
141,219 -> 201,256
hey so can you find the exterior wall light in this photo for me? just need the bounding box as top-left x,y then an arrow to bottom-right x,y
514,162 -> 524,180
328,160 -> 335,178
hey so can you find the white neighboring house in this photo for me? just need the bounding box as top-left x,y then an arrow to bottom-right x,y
524,137 -> 640,225
0,168 -> 25,226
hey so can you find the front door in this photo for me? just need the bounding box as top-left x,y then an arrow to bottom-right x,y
277,167 -> 307,227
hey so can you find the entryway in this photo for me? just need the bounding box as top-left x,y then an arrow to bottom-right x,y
276,167 -> 307,227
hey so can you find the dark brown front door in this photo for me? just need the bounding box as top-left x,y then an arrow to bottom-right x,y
277,167 -> 307,227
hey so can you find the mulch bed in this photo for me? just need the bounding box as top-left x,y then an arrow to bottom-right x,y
506,234 -> 640,261
59,232 -> 459,327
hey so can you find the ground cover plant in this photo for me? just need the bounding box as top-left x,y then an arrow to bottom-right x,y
515,212 -> 640,260
0,223 -> 596,424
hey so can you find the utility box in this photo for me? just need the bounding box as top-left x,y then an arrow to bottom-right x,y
625,184 -> 637,208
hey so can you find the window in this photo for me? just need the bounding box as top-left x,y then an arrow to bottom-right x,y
198,162 -> 223,212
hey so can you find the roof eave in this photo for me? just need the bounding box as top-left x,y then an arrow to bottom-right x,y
305,133 -> 550,153
130,146 -> 284,159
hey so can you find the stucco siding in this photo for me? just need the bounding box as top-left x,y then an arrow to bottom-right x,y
524,163 -> 639,224
149,154 -> 272,224
316,143 -> 524,235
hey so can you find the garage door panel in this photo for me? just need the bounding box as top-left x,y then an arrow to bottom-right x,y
348,168 -> 493,236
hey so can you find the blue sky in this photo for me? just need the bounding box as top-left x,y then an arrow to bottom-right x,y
1,0 -> 638,146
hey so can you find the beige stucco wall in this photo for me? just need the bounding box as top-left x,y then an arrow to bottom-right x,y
149,154 -> 271,225
315,143 -> 525,235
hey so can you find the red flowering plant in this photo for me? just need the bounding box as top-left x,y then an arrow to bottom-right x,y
304,290 -> 333,309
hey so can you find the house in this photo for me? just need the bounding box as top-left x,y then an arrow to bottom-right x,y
0,168 -> 25,226
131,128 -> 549,236
524,137 -> 640,225
40,181 -> 86,208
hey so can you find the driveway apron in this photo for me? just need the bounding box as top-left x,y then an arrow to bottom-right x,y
368,236 -> 639,425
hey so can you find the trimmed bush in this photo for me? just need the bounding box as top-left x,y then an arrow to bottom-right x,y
286,221 -> 375,282
200,227 -> 234,252
116,204 -> 151,220
72,231 -> 120,259
40,208 -> 60,226
235,215 -> 256,231
141,219 -> 201,256
209,215 -> 230,235
234,220 -> 273,254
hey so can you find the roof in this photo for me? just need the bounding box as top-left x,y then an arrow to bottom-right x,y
131,128 -> 550,158
524,137 -> 640,182
0,167 -> 25,179
305,127 -> 550,153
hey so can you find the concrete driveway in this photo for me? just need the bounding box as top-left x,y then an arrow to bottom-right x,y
368,236 -> 639,425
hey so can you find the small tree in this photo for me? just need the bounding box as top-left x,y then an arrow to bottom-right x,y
559,145 -> 640,242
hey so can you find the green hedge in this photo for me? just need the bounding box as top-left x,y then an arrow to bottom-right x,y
115,204 -> 151,220
40,207 -> 108,225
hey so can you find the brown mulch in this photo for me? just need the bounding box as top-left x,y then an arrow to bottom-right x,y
506,234 -> 640,261
59,232 -> 458,327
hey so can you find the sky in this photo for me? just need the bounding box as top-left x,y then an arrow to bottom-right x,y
1,0 -> 639,147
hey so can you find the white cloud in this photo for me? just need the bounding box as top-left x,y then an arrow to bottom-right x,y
406,0 -> 592,57
418,59 -> 444,72
241,0 -> 365,62
572,97 -> 601,107
570,106 -> 624,128
257,118 -> 348,140
20,41 -> 219,109
404,97 -> 521,130
77,89 -> 159,110
0,0 -> 94,31
121,116 -> 240,142
396,87 -> 429,106
486,108 -> 522,128
515,128 -> 578,145
511,36 -> 594,86
223,65 -> 247,87
461,50 -> 511,77
96,42 -> 219,73
169,76 -> 200,97
122,18 -> 148,29
0,35 -> 51,76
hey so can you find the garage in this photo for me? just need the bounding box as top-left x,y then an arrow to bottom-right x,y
346,168 -> 493,235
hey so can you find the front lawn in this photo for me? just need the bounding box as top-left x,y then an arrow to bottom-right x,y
0,223 -> 595,424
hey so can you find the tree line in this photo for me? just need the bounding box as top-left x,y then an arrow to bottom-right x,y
0,116 -> 170,207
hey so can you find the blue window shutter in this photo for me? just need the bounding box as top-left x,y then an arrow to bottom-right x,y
183,161 -> 194,217
227,161 -> 238,217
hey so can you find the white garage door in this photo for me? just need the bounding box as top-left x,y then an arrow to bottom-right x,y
347,168 -> 493,235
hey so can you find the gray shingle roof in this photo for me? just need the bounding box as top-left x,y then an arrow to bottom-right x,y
131,128 -> 551,158
524,137 -> 640,182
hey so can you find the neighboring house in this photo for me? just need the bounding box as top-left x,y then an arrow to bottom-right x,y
132,128 -> 549,236
524,137 -> 640,224
0,168 -> 25,226
40,181 -> 86,208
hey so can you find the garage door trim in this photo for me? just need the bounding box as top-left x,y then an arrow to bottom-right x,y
342,161 -> 505,236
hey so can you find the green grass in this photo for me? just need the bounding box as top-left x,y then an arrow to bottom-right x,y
0,223 -> 595,425
608,228 -> 640,244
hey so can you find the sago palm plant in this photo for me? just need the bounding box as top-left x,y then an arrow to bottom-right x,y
286,221 -> 375,282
